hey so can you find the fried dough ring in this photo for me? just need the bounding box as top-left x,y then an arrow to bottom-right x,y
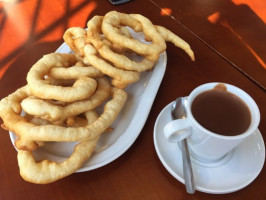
26,87 -> 126,142
0,85 -> 127,142
102,11 -> 166,61
17,87 -> 127,184
27,53 -> 97,102
83,44 -> 140,89
63,27 -> 87,56
86,16 -> 156,72
21,78 -> 111,122
18,135 -> 99,184
0,86 -> 37,151
48,64 -> 103,79
17,111 -> 100,184
63,24 -> 130,58
86,16 -> 130,52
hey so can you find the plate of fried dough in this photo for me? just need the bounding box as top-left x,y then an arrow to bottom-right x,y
0,11 -> 194,184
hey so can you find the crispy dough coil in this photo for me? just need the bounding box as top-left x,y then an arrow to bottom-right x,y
17,111 -> 100,184
27,53 -> 97,102
83,44 -> 140,89
87,16 -> 156,72
102,11 -> 166,61
0,85 -> 127,142
21,78 -> 111,123
17,88 -> 127,184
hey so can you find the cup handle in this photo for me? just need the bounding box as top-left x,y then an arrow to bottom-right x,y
164,119 -> 191,143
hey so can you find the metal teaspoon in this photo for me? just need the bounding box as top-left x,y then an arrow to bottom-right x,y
171,97 -> 195,194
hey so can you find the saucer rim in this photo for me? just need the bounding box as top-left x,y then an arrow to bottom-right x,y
153,101 -> 265,194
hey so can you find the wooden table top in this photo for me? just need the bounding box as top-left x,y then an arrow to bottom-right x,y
0,0 -> 265,199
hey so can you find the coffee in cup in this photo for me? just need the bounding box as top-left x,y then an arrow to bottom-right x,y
191,83 -> 251,136
164,83 -> 260,163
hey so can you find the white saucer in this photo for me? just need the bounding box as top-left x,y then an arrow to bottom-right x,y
154,102 -> 265,194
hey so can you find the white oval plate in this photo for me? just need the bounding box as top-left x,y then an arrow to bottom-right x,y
9,31 -> 167,172
154,102 -> 265,194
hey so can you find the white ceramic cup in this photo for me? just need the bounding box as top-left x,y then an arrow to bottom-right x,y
164,83 -> 260,163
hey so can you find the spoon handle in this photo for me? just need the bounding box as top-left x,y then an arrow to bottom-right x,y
180,139 -> 195,194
